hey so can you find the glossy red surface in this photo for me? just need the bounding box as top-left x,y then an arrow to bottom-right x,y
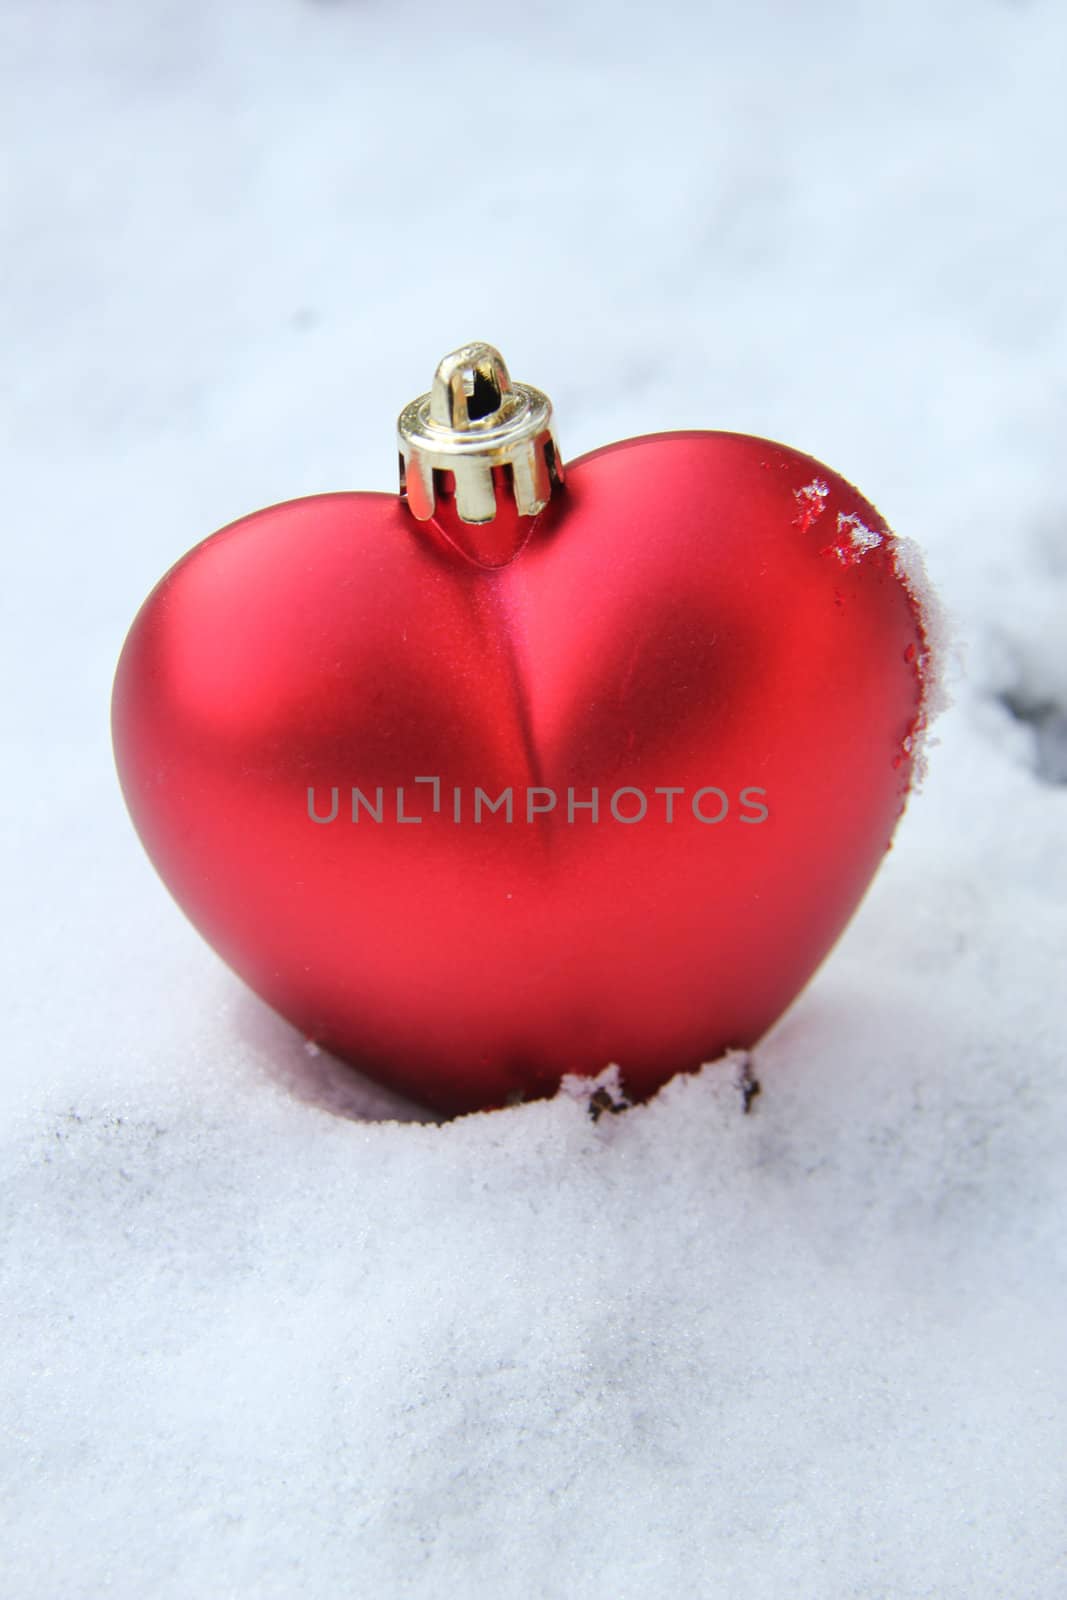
112,432 -> 928,1115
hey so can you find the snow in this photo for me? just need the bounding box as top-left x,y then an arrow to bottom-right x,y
2,1 -> 1066,1595
793,476 -> 829,532
835,510 -> 882,559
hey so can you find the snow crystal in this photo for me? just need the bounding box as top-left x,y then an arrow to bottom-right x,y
834,509 -> 883,560
890,529 -> 955,784
793,477 -> 829,531
891,532 -> 952,710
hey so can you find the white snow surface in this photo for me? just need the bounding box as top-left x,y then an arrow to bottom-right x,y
3,2 -> 1066,1596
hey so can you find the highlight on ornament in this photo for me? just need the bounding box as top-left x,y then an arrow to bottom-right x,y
111,339 -> 944,1116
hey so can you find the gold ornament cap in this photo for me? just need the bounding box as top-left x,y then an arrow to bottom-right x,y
398,342 -> 564,525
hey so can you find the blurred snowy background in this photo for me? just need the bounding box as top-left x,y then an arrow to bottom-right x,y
2,1 -> 1066,1594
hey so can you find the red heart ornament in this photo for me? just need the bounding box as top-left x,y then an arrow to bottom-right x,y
112,345 -> 934,1115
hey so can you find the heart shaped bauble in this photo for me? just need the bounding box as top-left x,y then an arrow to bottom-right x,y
112,343 -> 938,1116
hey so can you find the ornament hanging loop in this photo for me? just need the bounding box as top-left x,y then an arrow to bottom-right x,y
398,342 -> 564,526
430,345 -> 515,431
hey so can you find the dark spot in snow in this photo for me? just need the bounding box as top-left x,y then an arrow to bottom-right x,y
736,1054 -> 762,1114
588,1084 -> 630,1122
998,691 -> 1067,785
